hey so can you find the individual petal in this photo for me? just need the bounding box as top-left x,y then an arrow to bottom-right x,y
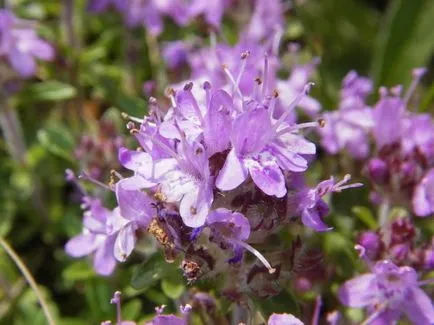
179,188 -> 211,228
152,315 -> 185,325
338,274 -> 376,307
207,208 -> 250,240
116,179 -> 153,225
119,175 -> 157,190
267,313 -> 304,325
26,39 -> 54,61
249,159 -> 286,198
369,308 -> 401,325
403,287 -> 434,325
8,48 -> 36,77
65,233 -> 99,257
114,222 -> 138,262
301,205 -> 332,232
412,169 -> 434,217
203,90 -> 232,155
216,148 -> 248,191
118,147 -> 153,177
231,108 -> 273,155
93,236 -> 117,276
372,96 -> 404,148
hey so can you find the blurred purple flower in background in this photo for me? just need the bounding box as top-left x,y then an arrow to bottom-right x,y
0,9 -> 54,77
339,260 -> 434,325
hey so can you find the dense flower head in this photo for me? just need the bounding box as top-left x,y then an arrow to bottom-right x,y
65,53 -> 362,295
0,9 -> 54,77
338,260 -> 434,324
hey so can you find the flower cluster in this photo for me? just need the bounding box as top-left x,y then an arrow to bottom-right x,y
319,69 -> 434,218
339,259 -> 434,324
358,217 -> 434,271
0,9 -> 54,78
66,50 -> 361,304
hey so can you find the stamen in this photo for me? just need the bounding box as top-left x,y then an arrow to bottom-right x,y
183,82 -> 204,125
404,67 -> 427,107
354,244 -> 366,258
231,238 -> 276,274
155,304 -> 166,314
223,64 -> 244,102
180,304 -> 192,314
65,169 -> 87,196
311,296 -> 322,325
203,81 -> 211,107
233,51 -> 249,97
165,87 -> 177,108
110,291 -> 122,325
276,121 -> 320,137
274,82 -> 314,130
149,97 -> 163,123
359,303 -> 387,325
261,53 -> 269,99
140,132 -> 179,160
121,112 -> 144,124
334,174 -> 363,192
79,171 -> 112,191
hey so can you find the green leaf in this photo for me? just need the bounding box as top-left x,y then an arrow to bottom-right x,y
62,261 -> 96,281
372,0 -> 434,87
122,299 -> 142,320
161,278 -> 185,300
23,81 -> 77,102
130,254 -> 166,290
352,206 -> 377,229
115,93 -> 147,118
37,125 -> 74,162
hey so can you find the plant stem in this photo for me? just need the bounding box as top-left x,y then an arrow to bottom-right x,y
0,100 -> 27,166
0,236 -> 56,325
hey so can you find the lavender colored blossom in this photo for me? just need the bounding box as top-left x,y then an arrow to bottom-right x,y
244,0 -> 285,42
0,10 -> 54,77
338,260 -> 434,324
113,180 -> 154,261
290,174 -> 363,231
65,198 -> 122,276
318,71 -> 374,159
413,168 -> 434,217
162,41 -> 189,69
216,83 -> 317,198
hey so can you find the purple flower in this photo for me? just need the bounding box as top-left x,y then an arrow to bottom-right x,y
318,71 -> 374,159
244,0 -> 284,42
0,10 -> 54,77
412,168 -> 434,217
188,0 -> 232,28
291,174 -> 363,231
267,313 -> 304,325
216,84 -> 317,198
338,260 -> 434,325
113,179 -> 154,261
372,87 -> 405,149
358,231 -> 383,260
276,57 -> 321,118
206,208 -> 250,263
65,198 -> 122,276
162,41 -> 189,69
